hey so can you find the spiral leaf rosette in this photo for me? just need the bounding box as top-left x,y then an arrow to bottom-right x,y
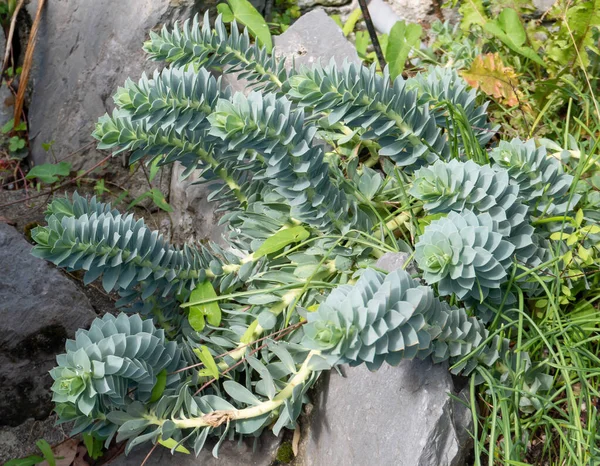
414,210 -> 515,302
51,313 -> 181,418
301,268 -> 504,376
490,138 -> 578,217
410,159 -> 549,269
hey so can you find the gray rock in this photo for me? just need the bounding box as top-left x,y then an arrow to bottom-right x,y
296,360 -> 473,466
273,9 -> 361,68
533,0 -> 555,12
384,0 -> 434,23
0,416 -> 70,464
111,432 -> 281,466
299,0 -> 436,26
26,0 -> 194,170
169,162 -> 227,245
0,32 -> 13,132
0,223 -> 96,427
375,251 -> 418,275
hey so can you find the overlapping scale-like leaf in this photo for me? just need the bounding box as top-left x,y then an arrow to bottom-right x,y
490,138 -> 578,217
414,210 -> 515,303
407,66 -> 497,150
93,67 -> 259,207
287,61 -> 449,169
31,193 -> 243,305
302,268 -> 504,376
143,13 -> 289,92
51,313 -> 181,417
411,159 -> 549,268
208,91 -> 368,232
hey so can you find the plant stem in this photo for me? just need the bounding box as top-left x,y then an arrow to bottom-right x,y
158,350 -> 321,429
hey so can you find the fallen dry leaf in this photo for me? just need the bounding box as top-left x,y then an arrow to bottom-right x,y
40,438 -> 79,466
461,53 -> 521,107
73,443 -> 91,466
292,422 -> 301,456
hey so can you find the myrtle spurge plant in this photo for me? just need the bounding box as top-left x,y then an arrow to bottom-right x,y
31,13 -> 583,458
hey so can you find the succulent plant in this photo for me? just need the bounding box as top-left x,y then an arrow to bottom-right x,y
50,313 -> 181,442
287,61 -> 449,169
490,138 -> 579,217
302,268 -> 505,376
25,11 -> 568,459
414,209 -> 515,302
410,159 -> 550,269
407,66 -> 497,150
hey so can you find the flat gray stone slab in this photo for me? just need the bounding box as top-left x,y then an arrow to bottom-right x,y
0,223 -> 96,351
26,0 -> 192,170
0,223 -> 96,460
297,359 -> 472,466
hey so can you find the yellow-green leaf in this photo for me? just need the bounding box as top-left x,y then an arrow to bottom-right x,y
188,281 -> 222,331
254,226 -> 310,258
227,0 -> 273,52
342,8 -> 362,36
385,20 -> 422,80
158,438 -> 191,454
217,3 -> 234,22
240,319 -> 260,344
579,245 -> 591,262
194,345 -> 220,380
149,369 -> 167,402
575,209 -> 584,227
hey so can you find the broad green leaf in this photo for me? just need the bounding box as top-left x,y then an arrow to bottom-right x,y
128,188 -> 173,212
354,31 -> 370,57
385,21 -> 422,80
458,0 -> 486,31
194,345 -> 220,380
150,188 -> 173,212
227,0 -> 272,52
148,157 -> 161,182
188,280 -> 222,330
498,8 -> 526,47
149,369 -> 167,402
83,433 -> 104,460
26,162 -> 72,184
189,309 -> 205,332
483,21 -> 544,66
36,440 -> 55,466
1,117 -> 27,134
158,437 -> 191,454
254,226 -> 310,258
217,3 -> 234,22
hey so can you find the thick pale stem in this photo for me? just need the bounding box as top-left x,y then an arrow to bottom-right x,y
171,350 -> 321,429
